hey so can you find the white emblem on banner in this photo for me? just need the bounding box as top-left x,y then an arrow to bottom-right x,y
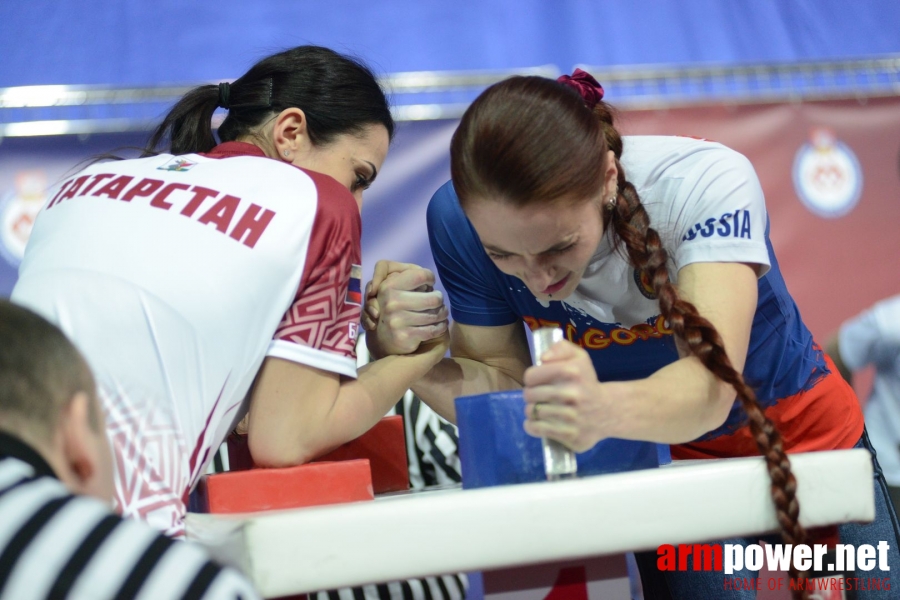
0,170 -> 47,267
792,128 -> 863,219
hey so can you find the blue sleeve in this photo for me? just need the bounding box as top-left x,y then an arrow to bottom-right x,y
426,181 -> 519,326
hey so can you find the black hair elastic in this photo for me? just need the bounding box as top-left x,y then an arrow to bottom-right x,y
217,82 -> 231,109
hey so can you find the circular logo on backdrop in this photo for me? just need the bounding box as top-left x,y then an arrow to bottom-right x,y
0,170 -> 47,267
792,128 -> 863,218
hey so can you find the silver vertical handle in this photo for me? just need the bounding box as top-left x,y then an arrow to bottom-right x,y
531,327 -> 578,481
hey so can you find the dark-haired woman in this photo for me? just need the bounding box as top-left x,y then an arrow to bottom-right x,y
12,45 -> 448,537
365,71 -> 900,599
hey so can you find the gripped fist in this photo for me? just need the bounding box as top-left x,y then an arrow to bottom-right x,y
522,339 -> 611,453
363,260 -> 449,358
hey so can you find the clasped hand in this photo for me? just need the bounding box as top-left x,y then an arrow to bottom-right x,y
523,340 -> 612,453
362,260 -> 450,357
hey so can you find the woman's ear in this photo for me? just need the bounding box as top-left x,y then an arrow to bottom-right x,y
603,149 -> 619,198
272,107 -> 311,161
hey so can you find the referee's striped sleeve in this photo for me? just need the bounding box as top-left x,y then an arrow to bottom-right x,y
0,458 -> 261,600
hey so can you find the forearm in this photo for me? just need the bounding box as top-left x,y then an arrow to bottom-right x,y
249,350 -> 443,467
607,262 -> 754,444
605,356 -> 734,444
305,351 -> 443,459
410,356 -> 524,424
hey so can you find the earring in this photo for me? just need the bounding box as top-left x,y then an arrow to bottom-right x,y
283,150 -> 290,158
606,196 -> 616,211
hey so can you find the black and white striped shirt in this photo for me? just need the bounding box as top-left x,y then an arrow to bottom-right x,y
312,340 -> 467,600
0,433 -> 260,600
309,393 -> 468,600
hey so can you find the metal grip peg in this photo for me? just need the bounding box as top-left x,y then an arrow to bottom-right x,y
531,327 -> 578,481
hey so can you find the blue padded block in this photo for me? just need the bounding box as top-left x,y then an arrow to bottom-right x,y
455,390 -> 665,489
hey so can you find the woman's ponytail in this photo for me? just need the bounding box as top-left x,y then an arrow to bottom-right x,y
143,45 -> 393,157
144,85 -> 220,155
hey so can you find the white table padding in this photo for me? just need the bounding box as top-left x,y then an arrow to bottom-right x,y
185,448 -> 874,596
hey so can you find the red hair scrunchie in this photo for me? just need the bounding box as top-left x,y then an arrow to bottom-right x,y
557,68 -> 604,109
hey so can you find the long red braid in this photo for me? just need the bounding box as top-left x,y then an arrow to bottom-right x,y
596,103 -> 809,596
450,74 -> 811,598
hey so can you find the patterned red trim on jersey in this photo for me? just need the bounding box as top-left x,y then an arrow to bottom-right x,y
204,143 -> 364,368
274,248 -> 360,357
272,169 -> 362,368
102,383 -> 189,538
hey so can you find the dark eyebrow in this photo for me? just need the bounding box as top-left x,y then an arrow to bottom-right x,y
482,243 -> 510,254
540,239 -> 576,253
363,161 -> 378,181
483,238 -> 576,256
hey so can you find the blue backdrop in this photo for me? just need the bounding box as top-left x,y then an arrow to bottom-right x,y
2,0 -> 900,87
2,1 -> 899,320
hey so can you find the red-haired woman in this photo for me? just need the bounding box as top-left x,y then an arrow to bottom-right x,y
365,71 -> 899,599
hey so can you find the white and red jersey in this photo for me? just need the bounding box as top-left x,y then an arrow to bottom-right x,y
12,142 -> 362,536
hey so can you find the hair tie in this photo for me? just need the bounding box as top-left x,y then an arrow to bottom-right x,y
557,69 -> 604,109
217,82 -> 231,109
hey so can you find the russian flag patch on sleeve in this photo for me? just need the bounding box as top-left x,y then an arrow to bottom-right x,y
346,264 -> 362,306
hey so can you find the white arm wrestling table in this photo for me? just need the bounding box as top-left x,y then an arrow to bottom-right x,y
185,449 -> 874,597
